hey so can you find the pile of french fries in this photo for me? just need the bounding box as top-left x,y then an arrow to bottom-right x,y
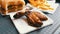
29,0 -> 54,10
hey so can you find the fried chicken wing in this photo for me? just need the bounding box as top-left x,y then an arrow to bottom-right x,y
26,12 -> 43,27
33,12 -> 48,21
13,12 -> 25,19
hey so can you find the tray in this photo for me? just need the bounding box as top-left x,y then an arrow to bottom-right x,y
9,9 -> 53,34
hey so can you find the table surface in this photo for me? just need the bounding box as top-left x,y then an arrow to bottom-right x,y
0,4 -> 60,34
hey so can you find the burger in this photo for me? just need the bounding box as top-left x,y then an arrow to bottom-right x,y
0,0 -> 25,15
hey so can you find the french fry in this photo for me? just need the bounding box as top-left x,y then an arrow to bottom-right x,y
28,0 -> 54,10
